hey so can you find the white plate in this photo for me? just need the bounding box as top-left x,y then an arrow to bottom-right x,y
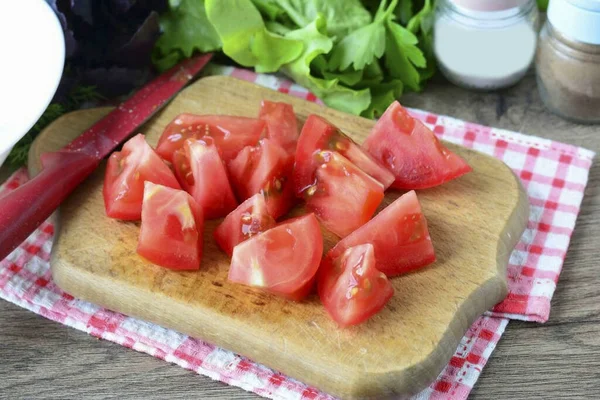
0,0 -> 65,168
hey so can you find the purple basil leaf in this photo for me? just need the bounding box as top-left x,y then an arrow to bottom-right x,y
70,0 -> 94,25
109,0 -> 138,14
80,67 -> 151,98
113,11 -> 161,68
45,0 -> 77,57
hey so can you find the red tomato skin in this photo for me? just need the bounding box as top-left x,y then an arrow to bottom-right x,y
325,190 -> 436,277
228,214 -> 323,300
228,139 -> 296,219
318,244 -> 394,327
137,182 -> 203,270
214,193 -> 276,257
293,115 -> 394,195
173,138 -> 238,219
103,134 -> 180,221
156,114 -> 265,163
258,100 -> 299,154
304,151 -> 384,238
363,101 -> 472,189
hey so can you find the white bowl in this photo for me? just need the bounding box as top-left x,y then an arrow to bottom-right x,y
0,0 -> 65,168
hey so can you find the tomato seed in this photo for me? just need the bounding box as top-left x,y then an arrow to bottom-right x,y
363,278 -> 372,291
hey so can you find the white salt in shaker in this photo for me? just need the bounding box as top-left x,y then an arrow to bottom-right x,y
434,0 -> 539,90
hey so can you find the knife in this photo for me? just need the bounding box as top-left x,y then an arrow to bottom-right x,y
0,54 -> 213,261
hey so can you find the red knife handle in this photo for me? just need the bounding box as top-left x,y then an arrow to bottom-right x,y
0,151 -> 99,260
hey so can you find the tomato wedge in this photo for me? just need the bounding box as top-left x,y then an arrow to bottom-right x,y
214,193 -> 276,257
229,214 -> 323,301
258,100 -> 299,154
318,244 -> 394,327
137,182 -> 203,270
303,151 -> 384,238
228,139 -> 295,219
324,190 -> 435,277
103,134 -> 180,220
294,115 -> 394,194
363,101 -> 471,189
173,138 -> 238,219
156,114 -> 265,163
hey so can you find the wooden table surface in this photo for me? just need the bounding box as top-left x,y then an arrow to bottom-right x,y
1,71 -> 598,399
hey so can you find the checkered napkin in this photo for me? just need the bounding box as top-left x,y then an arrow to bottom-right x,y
0,65 -> 594,399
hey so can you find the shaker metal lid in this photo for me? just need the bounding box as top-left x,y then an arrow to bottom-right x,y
450,0 -> 529,11
548,0 -> 600,45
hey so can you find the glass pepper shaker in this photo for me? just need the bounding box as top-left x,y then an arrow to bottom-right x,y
536,0 -> 600,124
434,0 -> 539,90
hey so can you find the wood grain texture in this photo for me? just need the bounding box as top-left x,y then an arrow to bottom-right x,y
1,71 -> 598,399
26,76 -> 526,399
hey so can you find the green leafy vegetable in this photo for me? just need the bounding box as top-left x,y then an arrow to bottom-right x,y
362,79 -> 404,118
153,0 -> 221,71
251,0 -> 286,19
537,0 -> 549,11
153,0 -> 436,116
385,20 -> 425,91
275,0 -> 373,38
282,15 -> 371,115
205,0 -> 303,73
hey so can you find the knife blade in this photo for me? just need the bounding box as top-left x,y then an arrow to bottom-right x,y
0,54 -> 213,261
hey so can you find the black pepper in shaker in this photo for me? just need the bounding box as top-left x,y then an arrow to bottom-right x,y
535,0 -> 600,124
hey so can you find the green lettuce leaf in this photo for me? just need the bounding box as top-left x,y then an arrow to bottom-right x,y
206,0 -> 303,73
275,0 -> 372,38
282,15 -> 371,115
153,0 -> 221,70
251,0 -> 286,19
323,69 -> 364,86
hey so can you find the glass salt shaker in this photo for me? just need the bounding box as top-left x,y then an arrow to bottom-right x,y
434,0 -> 539,90
536,0 -> 600,124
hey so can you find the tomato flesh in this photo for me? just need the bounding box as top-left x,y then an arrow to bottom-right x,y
214,193 -> 276,257
228,139 -> 295,219
363,101 -> 472,189
303,151 -> 384,238
137,182 -> 203,270
173,138 -> 238,219
156,114 -> 265,163
103,134 -> 180,220
318,244 -> 394,327
229,214 -> 323,300
293,114 -> 394,194
259,100 -> 299,154
325,190 -> 435,276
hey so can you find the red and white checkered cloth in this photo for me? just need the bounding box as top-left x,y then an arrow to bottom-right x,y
0,65 -> 595,399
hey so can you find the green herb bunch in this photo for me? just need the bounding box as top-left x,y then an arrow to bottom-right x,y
153,0 -> 436,118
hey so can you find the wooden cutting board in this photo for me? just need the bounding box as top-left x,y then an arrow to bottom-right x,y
30,76 -> 528,399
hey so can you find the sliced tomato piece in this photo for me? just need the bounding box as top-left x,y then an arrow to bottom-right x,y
137,182 -> 203,270
173,138 -> 238,219
103,134 -> 180,220
303,151 -> 384,238
228,139 -> 295,219
318,244 -> 394,327
258,100 -> 299,154
214,193 -> 276,257
363,101 -> 472,189
293,115 -> 394,194
229,214 -> 323,300
324,190 -> 435,277
156,114 -> 265,163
